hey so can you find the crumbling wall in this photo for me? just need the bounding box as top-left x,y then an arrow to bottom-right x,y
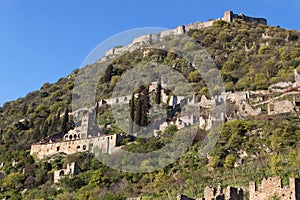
249,177 -> 300,200
54,162 -> 79,183
223,11 -> 267,25
203,185 -> 243,200
268,100 -> 294,115
30,134 -> 123,159
104,11 -> 267,58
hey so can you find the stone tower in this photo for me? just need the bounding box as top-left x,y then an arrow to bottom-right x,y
223,11 -> 233,22
80,108 -> 103,139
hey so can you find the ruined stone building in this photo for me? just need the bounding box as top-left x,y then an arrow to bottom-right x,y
201,185 -> 243,200
223,11 -> 267,25
127,177 -> 300,199
176,185 -> 243,200
30,109 -> 126,160
175,177 -> 300,200
54,162 -> 79,183
249,177 -> 300,200
268,100 -> 295,115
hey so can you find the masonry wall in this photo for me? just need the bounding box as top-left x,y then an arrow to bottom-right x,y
249,177 -> 300,200
223,11 -> 267,25
30,134 -> 124,159
202,185 -> 243,200
54,162 -> 79,183
268,100 -> 294,115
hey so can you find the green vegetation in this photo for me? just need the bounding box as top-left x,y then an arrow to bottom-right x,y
0,19 -> 300,199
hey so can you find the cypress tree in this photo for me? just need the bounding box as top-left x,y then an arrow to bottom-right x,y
155,77 -> 162,105
104,64 -> 113,83
41,121 -> 49,137
134,94 -> 142,133
129,93 -> 135,134
141,86 -> 150,126
61,108 -> 69,133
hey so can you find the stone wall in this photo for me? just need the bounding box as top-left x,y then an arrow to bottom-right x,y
177,194 -> 196,200
30,134 -> 125,159
268,100 -> 294,115
203,185 -> 243,200
100,95 -> 131,106
54,162 -> 79,183
103,11 -> 267,58
128,177 -> 300,199
223,11 -> 267,25
249,177 -> 300,200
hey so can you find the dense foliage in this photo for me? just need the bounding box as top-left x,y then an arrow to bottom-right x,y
0,19 -> 300,199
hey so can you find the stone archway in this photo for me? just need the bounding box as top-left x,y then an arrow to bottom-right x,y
59,170 -> 65,177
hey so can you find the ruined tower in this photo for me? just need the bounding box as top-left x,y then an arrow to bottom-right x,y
223,11 -> 234,22
80,108 -> 103,139
249,177 -> 300,200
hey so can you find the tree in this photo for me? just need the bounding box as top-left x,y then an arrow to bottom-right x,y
224,154 -> 236,169
2,172 -> 25,190
61,108 -> 69,134
134,94 -> 142,133
155,77 -> 162,104
133,85 -> 151,132
141,85 -> 150,126
129,94 -> 135,134
104,64 -> 113,83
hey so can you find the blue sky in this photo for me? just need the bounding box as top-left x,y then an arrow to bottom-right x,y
0,0 -> 300,105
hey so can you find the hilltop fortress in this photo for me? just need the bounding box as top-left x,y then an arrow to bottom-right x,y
103,11 -> 267,59
31,67 -> 300,160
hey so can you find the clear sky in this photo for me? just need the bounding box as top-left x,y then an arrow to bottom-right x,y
0,0 -> 300,105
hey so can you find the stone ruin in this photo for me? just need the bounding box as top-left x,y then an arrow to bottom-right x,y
30,109 -> 126,160
54,162 -> 79,183
102,11 -> 267,59
249,177 -> 300,200
175,176 -> 300,200
268,100 -> 295,115
202,184 -> 243,200
223,11 -> 267,25
176,184 -> 243,200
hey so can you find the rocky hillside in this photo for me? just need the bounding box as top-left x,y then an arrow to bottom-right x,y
0,19 -> 300,199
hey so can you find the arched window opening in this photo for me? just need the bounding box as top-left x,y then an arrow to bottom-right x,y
59,170 -> 64,177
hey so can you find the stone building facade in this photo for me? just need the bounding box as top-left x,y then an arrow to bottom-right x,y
30,133 -> 125,160
268,100 -> 295,115
202,185 -> 243,200
30,109 -> 126,160
249,177 -> 300,200
54,162 -> 79,183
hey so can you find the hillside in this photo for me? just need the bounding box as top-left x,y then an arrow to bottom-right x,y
0,18 -> 300,199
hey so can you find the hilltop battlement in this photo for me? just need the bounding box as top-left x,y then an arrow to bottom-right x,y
223,11 -> 267,25
103,11 -> 267,58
